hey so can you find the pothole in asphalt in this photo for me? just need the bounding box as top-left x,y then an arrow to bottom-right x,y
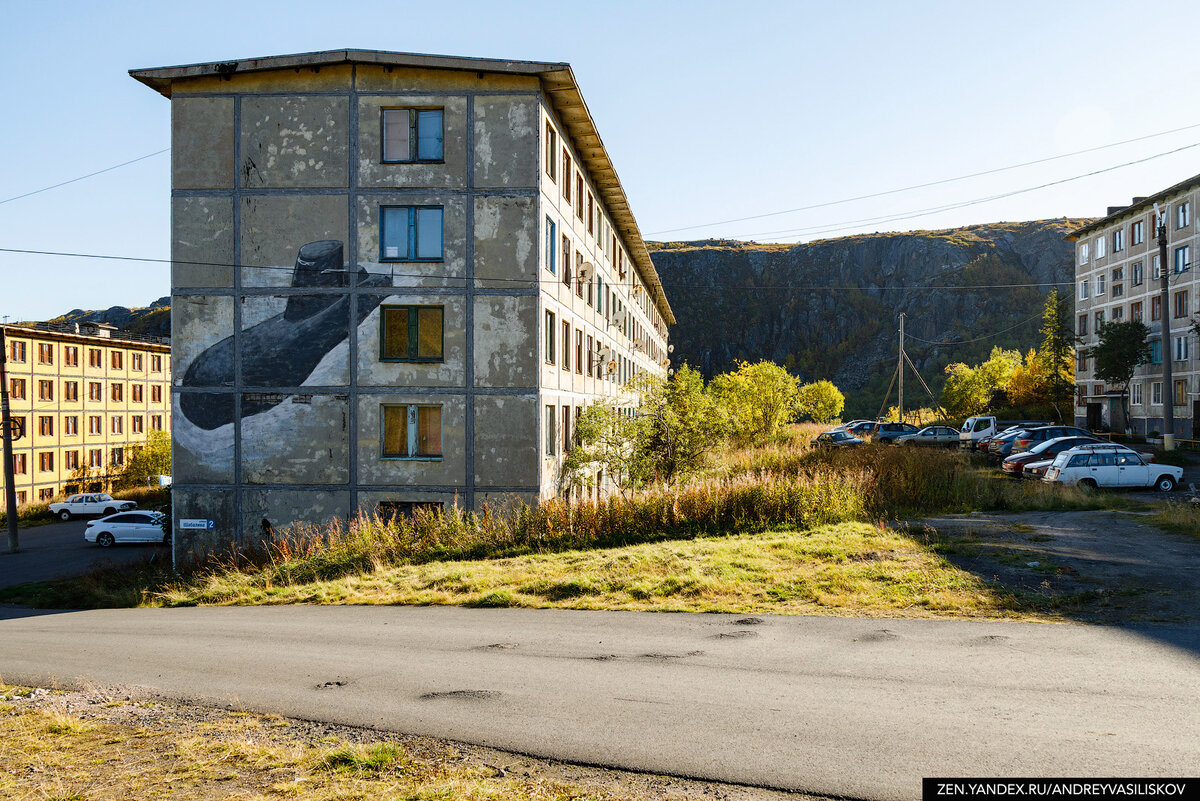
734,617 -> 765,625
420,690 -> 502,701
476,642 -> 518,650
638,651 -> 704,660
711,630 -> 759,640
854,629 -> 899,642
315,680 -> 348,690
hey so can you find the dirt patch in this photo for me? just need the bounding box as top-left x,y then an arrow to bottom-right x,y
909,510 -> 1200,624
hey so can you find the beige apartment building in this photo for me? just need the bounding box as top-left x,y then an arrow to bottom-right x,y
1069,173 -> 1200,438
131,49 -> 673,558
2,323 -> 172,504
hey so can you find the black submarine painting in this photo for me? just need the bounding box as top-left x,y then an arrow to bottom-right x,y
181,240 -> 388,430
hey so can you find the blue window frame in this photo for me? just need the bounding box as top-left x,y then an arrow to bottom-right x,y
546,217 -> 556,275
382,108 -> 444,162
381,206 -> 443,261
1150,339 -> 1162,365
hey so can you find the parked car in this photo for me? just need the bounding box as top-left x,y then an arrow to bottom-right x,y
986,429 -> 1027,459
832,419 -> 872,432
959,416 -> 1051,450
843,421 -> 878,436
895,425 -> 959,448
1009,425 -> 1094,455
1043,444 -> 1182,492
814,430 -> 865,448
1001,436 -> 1102,477
84,511 -> 168,547
872,422 -> 921,443
49,493 -> 138,521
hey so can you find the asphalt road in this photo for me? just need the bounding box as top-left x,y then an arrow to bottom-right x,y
0,519 -> 167,588
1,606 -> 1196,800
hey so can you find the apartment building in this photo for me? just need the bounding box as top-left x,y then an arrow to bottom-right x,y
1,323 -> 172,504
1069,173 -> 1199,437
131,49 -> 674,557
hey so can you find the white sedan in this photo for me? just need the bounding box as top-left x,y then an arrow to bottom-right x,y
85,511 -> 168,547
49,493 -> 138,521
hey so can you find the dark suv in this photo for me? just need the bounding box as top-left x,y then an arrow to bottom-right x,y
1010,425 -> 1093,455
872,422 -> 920,443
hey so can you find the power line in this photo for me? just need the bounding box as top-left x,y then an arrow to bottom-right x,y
731,140 -> 1200,242
904,310 -> 1046,347
647,121 -> 1200,236
0,246 -> 1071,293
0,149 -> 171,207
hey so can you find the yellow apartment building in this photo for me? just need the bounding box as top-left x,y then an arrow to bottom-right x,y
2,322 -> 172,505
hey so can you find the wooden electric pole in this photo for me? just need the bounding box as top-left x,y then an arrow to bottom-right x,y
1156,205 -> 1175,451
897,313 -> 905,423
0,326 -> 20,553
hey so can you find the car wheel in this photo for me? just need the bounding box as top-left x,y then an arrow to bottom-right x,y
58,510 -> 71,521
96,532 -> 115,548
1154,475 -> 1176,493
1078,478 -> 1098,491
103,507 -> 115,515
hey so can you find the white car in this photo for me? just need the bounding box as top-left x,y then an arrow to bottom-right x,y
85,511 -> 168,547
1043,444 -> 1182,492
49,493 -> 138,521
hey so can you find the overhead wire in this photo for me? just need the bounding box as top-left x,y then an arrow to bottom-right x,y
0,149 -> 171,206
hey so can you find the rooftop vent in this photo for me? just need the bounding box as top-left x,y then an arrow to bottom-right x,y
1107,206 -> 1127,216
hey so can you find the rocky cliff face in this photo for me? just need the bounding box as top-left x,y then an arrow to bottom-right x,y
45,296 -> 171,338
649,219 -> 1091,418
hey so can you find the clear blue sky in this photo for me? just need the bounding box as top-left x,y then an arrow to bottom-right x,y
3,0 -> 1200,320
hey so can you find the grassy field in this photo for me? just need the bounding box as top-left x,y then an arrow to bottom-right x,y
1,685 -> 760,801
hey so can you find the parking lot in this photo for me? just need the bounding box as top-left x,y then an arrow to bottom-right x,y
0,519 -> 168,590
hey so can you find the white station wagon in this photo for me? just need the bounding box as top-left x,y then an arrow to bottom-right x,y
1043,444 -> 1182,492
49,493 -> 138,521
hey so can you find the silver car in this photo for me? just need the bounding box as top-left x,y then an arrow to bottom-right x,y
895,425 -> 959,448
85,511 -> 168,547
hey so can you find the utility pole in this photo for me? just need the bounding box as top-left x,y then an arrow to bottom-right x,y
897,312 -> 905,423
0,326 -> 19,553
1155,204 -> 1175,451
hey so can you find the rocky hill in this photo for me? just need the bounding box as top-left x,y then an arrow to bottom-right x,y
649,219 -> 1091,418
44,297 -> 171,338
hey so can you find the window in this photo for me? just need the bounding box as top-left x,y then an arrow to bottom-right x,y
1175,290 -> 1189,318
1131,261 -> 1143,286
1132,220 -> 1144,245
131,353 -> 142,371
132,384 -> 144,403
65,450 -> 79,470
1174,245 -> 1190,273
111,447 -> 124,467
586,271 -> 594,307
1111,282 -> 1123,298
380,404 -> 441,459
8,341 -> 25,362
1175,380 -> 1188,406
111,416 -> 123,434
12,454 -> 25,475
545,405 -> 555,456
64,346 -> 78,367
1077,351 -> 1087,371
1174,335 -> 1190,361
111,384 -> 123,402
380,306 -> 444,361
1094,310 -> 1105,329
64,381 -> 78,402
562,149 -> 571,201
151,414 -> 163,431
576,329 -> 583,375
38,416 -> 53,436
38,380 -> 53,401
575,173 -> 584,220
1095,236 -> 1106,258
586,335 -> 594,377
15,491 -> 26,505
1177,201 -> 1191,229
1131,301 -> 1143,322
9,378 -> 25,400
151,385 -> 162,403
1132,383 -> 1143,406
545,310 -> 556,364
1111,306 -> 1123,321
545,123 -> 556,180
561,235 -> 571,286
88,382 -> 102,401
1111,267 -> 1123,282
37,343 -> 53,364
575,252 -> 584,298
132,415 -> 144,434
1078,280 -> 1088,301
65,416 -> 78,436
38,452 -> 54,472
562,320 -> 571,371
88,349 -> 101,368
151,354 -> 162,372
380,206 -> 443,261
111,351 -> 122,369
1096,274 -> 1106,295
1151,296 -> 1162,321
88,449 -> 102,468
1150,340 -> 1162,365
382,108 -> 443,162
88,415 -> 101,435
1153,254 -> 1162,280
1112,228 -> 1124,252
545,217 -> 556,274
587,192 -> 594,235
1079,242 -> 1089,264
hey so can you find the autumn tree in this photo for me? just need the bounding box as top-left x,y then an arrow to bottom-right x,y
1088,320 -> 1150,433
709,360 -> 801,444
1038,288 -> 1077,422
795,380 -> 845,424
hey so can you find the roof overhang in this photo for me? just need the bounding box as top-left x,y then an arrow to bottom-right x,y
1065,169 -> 1200,241
131,49 -> 675,326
